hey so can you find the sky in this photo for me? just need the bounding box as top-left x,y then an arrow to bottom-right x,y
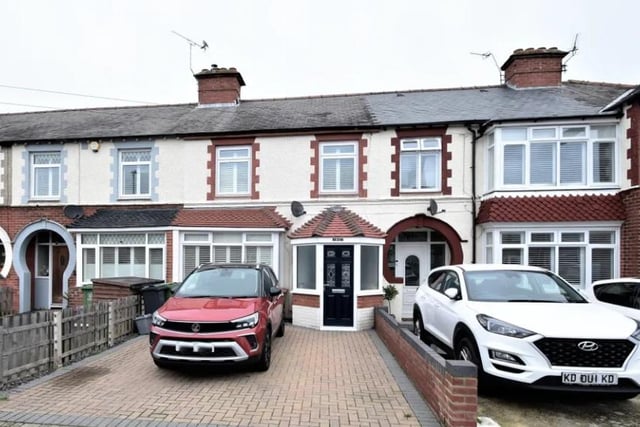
1,0 -> 639,114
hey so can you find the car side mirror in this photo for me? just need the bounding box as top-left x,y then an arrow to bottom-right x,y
269,286 -> 282,297
444,287 -> 460,300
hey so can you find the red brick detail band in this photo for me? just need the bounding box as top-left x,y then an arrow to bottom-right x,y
292,293 -> 320,308
357,294 -> 383,308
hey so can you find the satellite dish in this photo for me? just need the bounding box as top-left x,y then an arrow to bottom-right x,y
63,205 -> 84,220
291,201 -> 306,217
427,199 -> 444,216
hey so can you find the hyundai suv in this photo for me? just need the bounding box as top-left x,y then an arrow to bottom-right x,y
150,263 -> 285,371
413,264 -> 640,397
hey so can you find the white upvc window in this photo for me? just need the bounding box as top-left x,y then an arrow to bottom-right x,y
120,149 -> 151,197
180,231 -> 276,280
216,146 -> 251,195
490,124 -> 616,190
320,142 -> 357,192
31,151 -> 61,199
485,228 -> 617,288
79,233 -> 165,284
400,138 -> 441,191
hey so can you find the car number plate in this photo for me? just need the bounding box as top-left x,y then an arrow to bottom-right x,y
561,372 -> 618,385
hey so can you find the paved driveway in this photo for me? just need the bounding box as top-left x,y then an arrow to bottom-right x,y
0,326 -> 439,427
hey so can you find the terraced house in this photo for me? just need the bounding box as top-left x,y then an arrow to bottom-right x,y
1,46 -> 639,330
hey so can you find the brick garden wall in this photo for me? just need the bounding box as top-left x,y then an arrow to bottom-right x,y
375,308 -> 477,427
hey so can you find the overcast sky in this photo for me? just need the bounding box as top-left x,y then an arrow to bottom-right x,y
1,0 -> 639,113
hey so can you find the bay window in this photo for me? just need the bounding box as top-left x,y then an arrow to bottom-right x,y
488,124 -> 616,190
486,228 -> 617,287
79,233 -> 165,283
181,231 -> 276,279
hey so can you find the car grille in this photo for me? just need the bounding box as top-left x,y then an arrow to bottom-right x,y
161,320 -> 237,333
534,338 -> 635,368
159,345 -> 237,358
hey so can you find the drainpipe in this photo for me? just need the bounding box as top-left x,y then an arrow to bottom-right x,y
465,123 -> 485,263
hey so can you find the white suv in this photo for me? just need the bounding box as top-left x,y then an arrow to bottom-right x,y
413,264 -> 640,397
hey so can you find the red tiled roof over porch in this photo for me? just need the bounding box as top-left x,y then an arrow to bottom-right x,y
173,207 -> 291,228
477,194 -> 626,223
289,206 -> 386,238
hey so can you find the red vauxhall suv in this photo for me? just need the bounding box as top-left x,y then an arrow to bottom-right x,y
149,263 -> 285,371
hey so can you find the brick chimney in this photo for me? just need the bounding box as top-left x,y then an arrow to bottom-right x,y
501,47 -> 568,89
194,65 -> 245,105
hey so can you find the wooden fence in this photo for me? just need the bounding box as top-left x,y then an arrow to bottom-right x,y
0,295 -> 140,389
0,287 -> 13,316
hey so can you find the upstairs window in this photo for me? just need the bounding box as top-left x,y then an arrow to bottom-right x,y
120,149 -> 151,198
216,146 -> 250,195
400,138 -> 441,191
31,151 -> 61,199
489,125 -> 616,191
320,142 -> 357,192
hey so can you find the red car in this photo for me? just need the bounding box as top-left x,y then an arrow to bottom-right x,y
149,263 -> 285,371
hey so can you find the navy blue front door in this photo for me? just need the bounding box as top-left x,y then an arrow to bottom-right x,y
323,246 -> 354,327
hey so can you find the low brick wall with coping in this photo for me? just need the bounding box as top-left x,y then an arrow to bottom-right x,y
374,308 -> 477,427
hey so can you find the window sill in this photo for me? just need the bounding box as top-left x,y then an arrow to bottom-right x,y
291,289 -> 320,295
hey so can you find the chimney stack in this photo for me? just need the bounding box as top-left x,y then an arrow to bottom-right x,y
194,65 -> 245,105
501,47 -> 568,89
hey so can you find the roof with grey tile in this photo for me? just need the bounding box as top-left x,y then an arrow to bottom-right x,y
477,194 -> 626,223
68,206 -> 291,229
289,206 -> 386,239
0,81 -> 634,143
68,208 -> 179,228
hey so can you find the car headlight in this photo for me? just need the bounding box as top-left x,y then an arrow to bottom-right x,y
151,311 -> 166,327
232,312 -> 259,329
477,314 -> 535,338
631,321 -> 640,341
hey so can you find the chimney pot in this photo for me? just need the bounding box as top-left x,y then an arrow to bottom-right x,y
501,46 -> 568,89
194,66 -> 245,105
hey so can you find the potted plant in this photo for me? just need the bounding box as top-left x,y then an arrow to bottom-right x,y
382,284 -> 399,312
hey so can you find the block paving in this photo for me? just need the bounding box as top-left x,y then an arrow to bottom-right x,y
0,326 -> 439,426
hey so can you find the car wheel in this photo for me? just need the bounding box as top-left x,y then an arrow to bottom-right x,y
413,313 -> 430,344
276,319 -> 285,337
456,335 -> 482,368
256,329 -> 272,371
455,335 -> 495,391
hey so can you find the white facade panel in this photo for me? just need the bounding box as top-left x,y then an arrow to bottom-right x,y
292,305 -> 322,330
156,138 -> 210,204
256,135 -> 314,201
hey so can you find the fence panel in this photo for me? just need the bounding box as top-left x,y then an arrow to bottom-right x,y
0,311 -> 53,389
0,287 -> 14,316
112,296 -> 139,343
60,302 -> 110,366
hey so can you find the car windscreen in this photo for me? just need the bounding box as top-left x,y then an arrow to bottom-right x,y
463,270 -> 587,303
176,267 -> 260,298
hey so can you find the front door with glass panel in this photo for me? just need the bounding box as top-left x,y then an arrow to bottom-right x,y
396,234 -> 448,319
323,245 -> 354,327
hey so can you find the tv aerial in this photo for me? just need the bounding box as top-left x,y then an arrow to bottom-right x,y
562,34 -> 580,70
470,51 -> 503,84
172,30 -> 209,73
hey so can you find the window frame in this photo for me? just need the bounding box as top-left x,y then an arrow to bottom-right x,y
319,141 -> 358,193
216,145 -> 252,196
30,151 -> 62,200
118,148 -> 152,199
399,137 -> 442,192
77,232 -> 165,284
180,231 -> 278,280
487,124 -> 617,191
484,227 -> 618,288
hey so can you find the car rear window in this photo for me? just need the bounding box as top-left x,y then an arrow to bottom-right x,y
176,267 -> 260,298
